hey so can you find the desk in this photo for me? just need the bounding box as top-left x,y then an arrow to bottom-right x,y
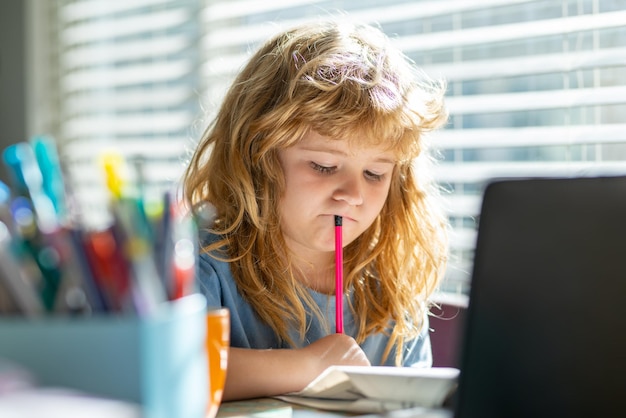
216,398 -> 349,418
216,398 -> 452,418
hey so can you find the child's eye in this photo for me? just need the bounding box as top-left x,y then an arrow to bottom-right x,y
311,162 -> 336,174
364,170 -> 384,182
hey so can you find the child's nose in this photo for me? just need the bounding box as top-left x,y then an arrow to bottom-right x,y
332,174 -> 364,206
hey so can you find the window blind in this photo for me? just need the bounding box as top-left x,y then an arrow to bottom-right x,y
37,0 -> 626,298
48,0 -> 201,227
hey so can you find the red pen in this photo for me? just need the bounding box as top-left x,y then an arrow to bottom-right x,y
334,215 -> 343,333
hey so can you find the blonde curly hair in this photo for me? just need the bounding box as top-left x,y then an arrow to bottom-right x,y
183,19 -> 448,365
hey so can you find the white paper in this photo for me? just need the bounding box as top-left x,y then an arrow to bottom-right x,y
277,366 -> 459,414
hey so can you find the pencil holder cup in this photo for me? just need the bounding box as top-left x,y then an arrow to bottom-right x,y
0,293 -> 208,418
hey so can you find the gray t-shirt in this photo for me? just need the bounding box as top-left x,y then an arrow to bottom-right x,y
196,236 -> 432,367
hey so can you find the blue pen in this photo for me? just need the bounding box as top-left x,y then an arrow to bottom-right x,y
31,136 -> 68,223
0,181 -> 15,232
2,143 -> 58,233
2,144 -> 32,197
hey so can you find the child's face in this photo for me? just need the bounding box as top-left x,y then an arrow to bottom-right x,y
277,130 -> 395,258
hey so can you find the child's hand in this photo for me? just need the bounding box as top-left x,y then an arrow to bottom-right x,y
222,335 -> 370,400
300,333 -> 371,377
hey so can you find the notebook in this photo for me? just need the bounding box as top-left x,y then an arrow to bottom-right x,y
450,175 -> 626,418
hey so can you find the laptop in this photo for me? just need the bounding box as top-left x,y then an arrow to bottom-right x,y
447,175 -> 626,417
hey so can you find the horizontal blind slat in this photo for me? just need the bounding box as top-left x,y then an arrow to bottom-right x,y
64,35 -> 190,68
396,10 -> 626,52
62,61 -> 192,91
61,0 -> 172,21
434,161 -> 626,183
65,87 -> 191,113
445,85 -> 626,114
432,124 -> 626,149
61,9 -> 190,44
62,112 -> 193,137
424,46 -> 626,82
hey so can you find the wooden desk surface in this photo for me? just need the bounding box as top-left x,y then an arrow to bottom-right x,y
216,397 -> 350,418
216,398 -> 453,418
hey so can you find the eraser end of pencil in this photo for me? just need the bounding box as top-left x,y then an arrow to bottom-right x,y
334,215 -> 342,226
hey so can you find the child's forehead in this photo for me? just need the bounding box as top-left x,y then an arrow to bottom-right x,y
294,129 -> 400,159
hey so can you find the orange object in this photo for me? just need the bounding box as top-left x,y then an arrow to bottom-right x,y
205,308 -> 230,418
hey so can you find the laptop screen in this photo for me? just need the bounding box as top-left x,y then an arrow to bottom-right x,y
455,176 -> 626,418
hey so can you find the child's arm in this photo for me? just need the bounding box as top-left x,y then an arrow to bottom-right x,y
222,333 -> 371,401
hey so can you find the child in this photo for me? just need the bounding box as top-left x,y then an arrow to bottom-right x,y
183,18 -> 449,401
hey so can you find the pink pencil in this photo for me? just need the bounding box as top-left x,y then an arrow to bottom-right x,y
334,215 -> 344,333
